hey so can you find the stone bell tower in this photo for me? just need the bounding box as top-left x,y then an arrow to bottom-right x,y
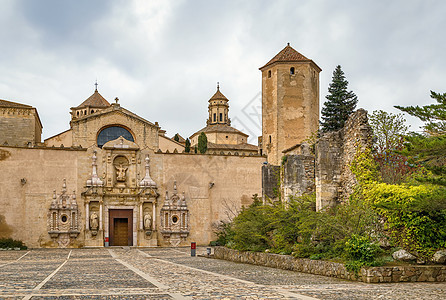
207,83 -> 230,126
260,43 -> 321,165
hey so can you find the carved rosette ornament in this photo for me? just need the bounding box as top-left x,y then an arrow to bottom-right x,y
47,179 -> 80,248
160,181 -> 189,246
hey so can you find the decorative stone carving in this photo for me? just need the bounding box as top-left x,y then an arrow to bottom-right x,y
140,155 -> 156,188
90,212 -> 99,235
144,213 -> 152,232
86,150 -> 103,187
113,156 -> 129,186
47,179 -> 80,247
160,181 -> 189,246
115,163 -> 128,181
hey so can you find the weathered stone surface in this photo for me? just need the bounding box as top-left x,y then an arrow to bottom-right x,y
433,250 -> 446,264
214,246 -> 446,283
315,109 -> 373,210
393,249 -> 417,262
282,154 -> 315,201
262,164 -> 280,200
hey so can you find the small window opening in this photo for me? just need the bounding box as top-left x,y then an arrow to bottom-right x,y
219,113 -> 222,122
77,111 -> 79,117
91,110 -> 94,114
268,70 -> 271,78
226,136 -> 228,139
290,67 -> 295,75
172,215 -> 178,224
213,113 -> 216,122
269,135 -> 272,143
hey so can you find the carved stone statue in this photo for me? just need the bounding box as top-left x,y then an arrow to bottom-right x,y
90,212 -> 99,231
144,213 -> 152,231
115,163 -> 128,182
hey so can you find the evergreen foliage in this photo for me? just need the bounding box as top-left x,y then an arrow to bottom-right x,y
395,91 -> 446,186
185,138 -> 191,153
173,134 -> 180,142
198,132 -> 208,154
320,65 -> 358,132
0,238 -> 27,250
395,91 -> 446,135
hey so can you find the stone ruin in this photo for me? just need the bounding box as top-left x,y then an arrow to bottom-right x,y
262,109 -> 373,211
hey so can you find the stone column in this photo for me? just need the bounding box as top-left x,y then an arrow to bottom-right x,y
152,202 -> 156,231
139,202 -> 143,230
99,202 -> 103,230
85,202 -> 90,230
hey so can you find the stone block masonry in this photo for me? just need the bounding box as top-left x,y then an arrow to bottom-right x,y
282,154 -> 315,201
315,109 -> 373,210
214,247 -> 446,283
262,164 -> 280,201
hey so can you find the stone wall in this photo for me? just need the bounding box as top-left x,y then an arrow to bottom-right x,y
315,109 -> 373,210
282,154 -> 315,201
0,107 -> 42,146
0,145 -> 263,248
214,247 -> 446,283
261,164 -> 280,201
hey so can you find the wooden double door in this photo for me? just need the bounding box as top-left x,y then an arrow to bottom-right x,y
109,209 -> 133,246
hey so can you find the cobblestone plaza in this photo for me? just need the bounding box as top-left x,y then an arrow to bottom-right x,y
1,248 -> 445,299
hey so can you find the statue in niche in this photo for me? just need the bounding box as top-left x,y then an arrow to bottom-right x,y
90,212 -> 99,231
115,163 -> 128,182
144,213 -> 152,231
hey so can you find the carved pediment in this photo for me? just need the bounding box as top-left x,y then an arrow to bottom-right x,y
103,136 -> 139,150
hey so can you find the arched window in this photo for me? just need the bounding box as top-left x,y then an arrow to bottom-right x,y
77,111 -> 79,117
219,113 -> 222,122
213,113 -> 216,122
91,110 -> 94,114
290,67 -> 295,75
268,70 -> 271,78
97,126 -> 134,148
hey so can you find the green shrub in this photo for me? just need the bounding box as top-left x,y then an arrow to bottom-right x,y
345,235 -> 380,262
0,238 -> 27,250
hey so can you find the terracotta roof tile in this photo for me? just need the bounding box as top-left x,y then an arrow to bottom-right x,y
260,43 -> 310,69
209,87 -> 228,102
190,124 -> 248,138
76,89 -> 110,108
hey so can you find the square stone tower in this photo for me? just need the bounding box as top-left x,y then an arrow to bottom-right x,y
260,43 -> 321,165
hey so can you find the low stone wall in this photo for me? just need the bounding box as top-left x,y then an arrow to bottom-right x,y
214,247 -> 446,283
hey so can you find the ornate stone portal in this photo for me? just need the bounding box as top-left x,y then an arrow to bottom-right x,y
47,179 -> 80,248
160,181 -> 190,247
82,136 -> 159,247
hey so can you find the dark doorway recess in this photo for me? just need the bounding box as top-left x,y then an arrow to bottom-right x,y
109,209 -> 133,246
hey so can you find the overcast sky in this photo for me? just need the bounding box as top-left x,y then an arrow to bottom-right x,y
0,0 -> 445,143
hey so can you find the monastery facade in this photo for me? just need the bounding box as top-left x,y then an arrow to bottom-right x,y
0,44 -> 320,248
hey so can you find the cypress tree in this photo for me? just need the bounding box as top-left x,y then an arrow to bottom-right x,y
198,132 -> 208,154
320,65 -> 358,132
173,134 -> 180,142
185,138 -> 191,153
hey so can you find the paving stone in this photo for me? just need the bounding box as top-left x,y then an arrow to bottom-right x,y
0,247 -> 445,299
